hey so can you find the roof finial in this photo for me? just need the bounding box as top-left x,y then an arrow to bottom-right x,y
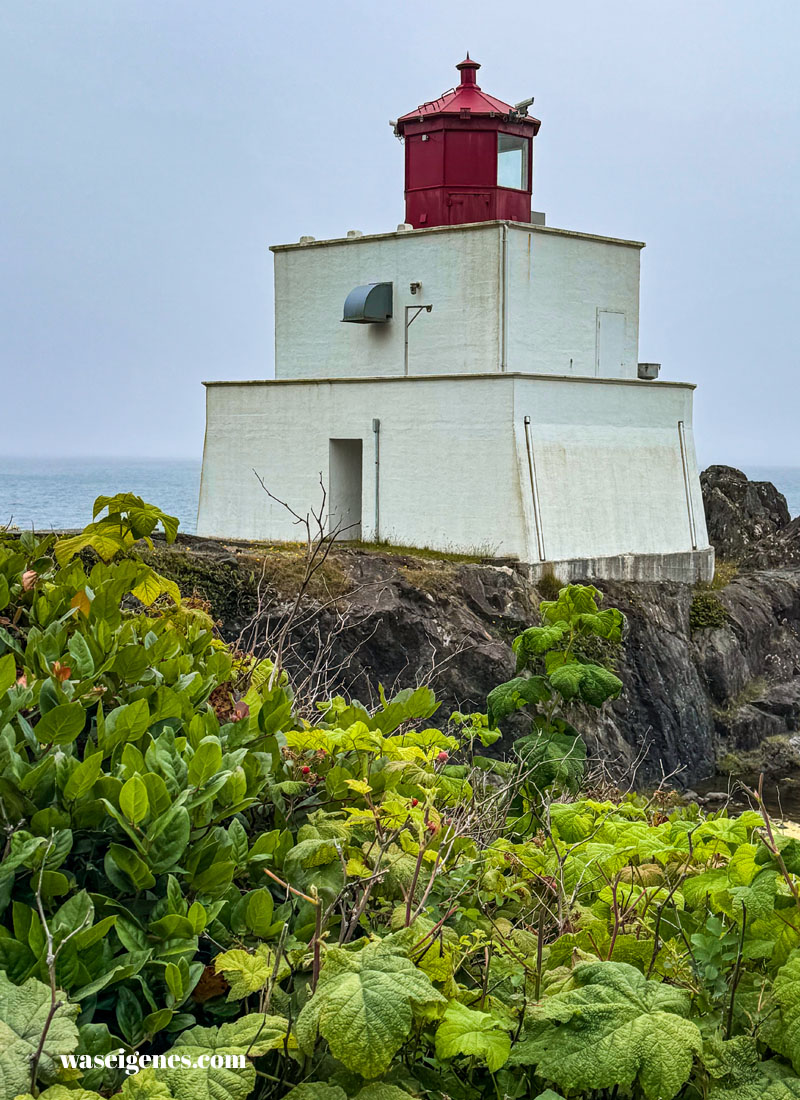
455,54 -> 481,89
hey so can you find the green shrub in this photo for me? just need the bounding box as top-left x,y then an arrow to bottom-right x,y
690,587 -> 729,632
1,497 -> 800,1100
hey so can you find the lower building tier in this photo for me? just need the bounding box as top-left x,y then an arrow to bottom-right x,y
197,372 -> 713,582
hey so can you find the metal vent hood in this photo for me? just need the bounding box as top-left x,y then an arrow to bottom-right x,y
342,282 -> 393,324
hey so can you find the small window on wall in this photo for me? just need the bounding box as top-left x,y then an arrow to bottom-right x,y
497,133 -> 529,190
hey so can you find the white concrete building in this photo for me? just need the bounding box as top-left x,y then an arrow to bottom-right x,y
197,58 -> 712,582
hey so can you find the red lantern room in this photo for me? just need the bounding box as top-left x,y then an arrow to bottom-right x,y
394,56 -> 541,229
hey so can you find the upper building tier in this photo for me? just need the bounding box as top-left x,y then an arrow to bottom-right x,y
270,220 -> 645,382
394,57 -> 541,229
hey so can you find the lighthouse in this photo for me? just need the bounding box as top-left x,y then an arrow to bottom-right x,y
396,55 -> 540,228
197,58 -> 712,582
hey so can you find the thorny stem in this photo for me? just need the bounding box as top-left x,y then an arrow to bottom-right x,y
263,866 -> 319,906
742,777 -> 800,918
479,945 -> 491,1010
311,897 -> 323,994
29,836 -> 90,1095
262,922 -> 289,1013
725,904 -> 747,1039
405,830 -> 430,927
535,904 -> 545,1002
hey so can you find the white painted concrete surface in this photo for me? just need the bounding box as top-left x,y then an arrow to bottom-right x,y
198,219 -> 711,579
505,225 -> 640,378
271,221 -> 643,381
197,373 -> 711,577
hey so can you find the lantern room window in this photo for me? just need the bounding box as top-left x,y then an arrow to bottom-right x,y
497,133 -> 529,190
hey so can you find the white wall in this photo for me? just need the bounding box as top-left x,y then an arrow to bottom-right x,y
197,375 -> 526,557
197,373 -> 709,568
273,225 -> 502,380
272,222 -> 644,382
513,376 -> 708,561
506,225 -> 642,379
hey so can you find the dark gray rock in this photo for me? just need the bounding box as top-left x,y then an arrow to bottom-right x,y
701,465 -> 790,560
741,517 -> 800,571
145,470 -> 800,789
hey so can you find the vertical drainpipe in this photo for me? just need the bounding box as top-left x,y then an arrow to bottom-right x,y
677,420 -> 698,550
524,415 -> 546,561
500,224 -> 509,372
372,418 -> 381,541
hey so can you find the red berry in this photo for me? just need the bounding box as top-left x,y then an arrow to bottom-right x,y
427,821 -> 438,832
411,798 -> 419,807
436,751 -> 449,762
301,766 -> 311,775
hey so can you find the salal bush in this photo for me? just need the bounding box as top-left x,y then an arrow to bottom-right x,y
4,497 -> 800,1100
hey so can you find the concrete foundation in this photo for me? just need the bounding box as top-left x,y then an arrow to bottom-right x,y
525,548 -> 715,585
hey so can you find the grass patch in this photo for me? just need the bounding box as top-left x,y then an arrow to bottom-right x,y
243,548 -> 350,602
347,540 -> 491,563
712,678 -> 767,724
537,567 -> 564,602
711,559 -> 739,590
401,563 -> 458,598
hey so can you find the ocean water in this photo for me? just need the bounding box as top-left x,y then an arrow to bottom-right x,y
0,457 -> 797,540
0,457 -> 201,535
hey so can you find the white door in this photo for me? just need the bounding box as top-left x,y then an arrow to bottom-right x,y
596,310 -> 626,378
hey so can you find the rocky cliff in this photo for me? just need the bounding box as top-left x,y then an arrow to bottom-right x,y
146,466 -> 800,787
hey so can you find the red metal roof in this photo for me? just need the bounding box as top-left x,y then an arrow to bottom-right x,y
397,56 -> 540,130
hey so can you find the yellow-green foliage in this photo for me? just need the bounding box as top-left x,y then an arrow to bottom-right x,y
2,500 -> 800,1100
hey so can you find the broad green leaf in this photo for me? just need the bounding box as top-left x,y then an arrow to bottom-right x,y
549,662 -> 623,707
370,684 -> 439,734
18,1088 -> 104,1100
771,951 -> 800,1071
514,719 -> 586,791
51,891 -> 93,941
191,861 -> 234,898
214,948 -> 271,999
157,1015 -> 289,1100
147,805 -> 191,873
0,971 -> 79,1096
487,675 -> 550,727
215,1012 -> 291,1055
101,698 -> 150,750
105,844 -> 156,891
119,1068 -> 173,1100
112,645 -> 149,683
62,753 -> 103,801
67,632 -> 95,678
120,775 -> 149,824
510,961 -> 702,1100
355,1087 -> 417,1100
188,738 -> 223,786
34,702 -> 85,745
435,1000 -> 512,1072
0,651 -> 16,694
295,939 -> 445,1077
284,1087 -> 346,1100
72,950 -> 152,1000
512,623 -> 568,664
244,888 -> 274,937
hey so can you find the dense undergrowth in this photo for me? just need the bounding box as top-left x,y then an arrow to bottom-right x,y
1,497 -> 800,1100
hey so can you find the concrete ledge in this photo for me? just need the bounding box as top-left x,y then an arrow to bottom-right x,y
525,548 -> 715,585
202,371 -> 695,391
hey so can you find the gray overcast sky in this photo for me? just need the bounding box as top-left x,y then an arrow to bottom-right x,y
1,0 -> 798,466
